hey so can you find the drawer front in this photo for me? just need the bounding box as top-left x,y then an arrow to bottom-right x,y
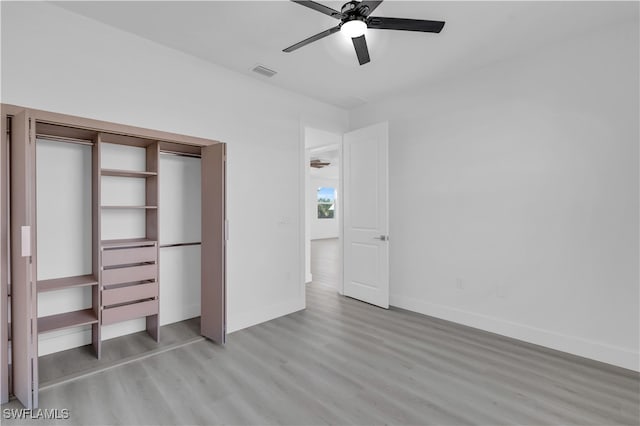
102,264 -> 157,286
102,246 -> 157,267
102,299 -> 158,325
102,282 -> 158,306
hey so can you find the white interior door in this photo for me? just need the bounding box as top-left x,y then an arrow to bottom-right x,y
343,122 -> 389,308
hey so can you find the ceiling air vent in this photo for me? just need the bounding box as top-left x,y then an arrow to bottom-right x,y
251,65 -> 277,78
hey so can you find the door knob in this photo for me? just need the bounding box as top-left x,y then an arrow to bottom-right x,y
373,235 -> 388,241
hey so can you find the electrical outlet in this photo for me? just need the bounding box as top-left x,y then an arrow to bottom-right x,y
456,278 -> 465,290
278,216 -> 291,225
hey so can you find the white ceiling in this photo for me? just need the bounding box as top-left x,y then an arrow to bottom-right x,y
55,1 -> 635,109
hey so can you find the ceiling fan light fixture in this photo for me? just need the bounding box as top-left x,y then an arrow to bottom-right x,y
341,19 -> 367,38
284,0 -> 446,66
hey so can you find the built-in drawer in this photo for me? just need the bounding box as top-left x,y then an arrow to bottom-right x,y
102,246 -> 157,267
102,282 -> 158,306
102,264 -> 157,286
102,299 -> 158,325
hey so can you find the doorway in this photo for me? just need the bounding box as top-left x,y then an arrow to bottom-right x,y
304,127 -> 343,293
302,123 -> 389,308
309,147 -> 341,290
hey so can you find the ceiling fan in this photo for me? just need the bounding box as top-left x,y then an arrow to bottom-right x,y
310,159 -> 331,168
283,0 -> 445,66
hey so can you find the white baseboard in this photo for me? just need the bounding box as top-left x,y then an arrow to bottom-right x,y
38,327 -> 93,356
306,273 -> 313,283
227,297 -> 305,334
391,295 -> 640,372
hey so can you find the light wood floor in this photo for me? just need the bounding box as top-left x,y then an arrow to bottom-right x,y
3,240 -> 639,425
311,238 -> 340,289
37,318 -> 202,385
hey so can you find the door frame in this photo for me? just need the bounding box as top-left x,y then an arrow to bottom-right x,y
309,143 -> 344,294
301,126 -> 345,299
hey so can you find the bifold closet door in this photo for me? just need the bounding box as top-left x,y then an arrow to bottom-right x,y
10,111 -> 38,408
1,111 -> 9,404
201,143 -> 226,344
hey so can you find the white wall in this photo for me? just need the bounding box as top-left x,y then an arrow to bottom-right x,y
310,177 -> 339,240
36,139 -> 92,281
350,21 -> 639,371
2,2 -> 348,347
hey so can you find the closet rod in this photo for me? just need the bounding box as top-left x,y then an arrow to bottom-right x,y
159,242 -> 202,249
36,134 -> 94,146
159,150 -> 201,159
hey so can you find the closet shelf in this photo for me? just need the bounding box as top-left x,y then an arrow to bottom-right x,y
37,274 -> 98,293
101,205 -> 157,209
101,169 -> 157,178
38,309 -> 98,334
102,238 -> 157,248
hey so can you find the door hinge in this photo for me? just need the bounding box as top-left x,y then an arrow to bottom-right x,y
31,358 -> 36,389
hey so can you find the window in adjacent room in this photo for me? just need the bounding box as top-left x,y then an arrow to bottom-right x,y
317,187 -> 335,219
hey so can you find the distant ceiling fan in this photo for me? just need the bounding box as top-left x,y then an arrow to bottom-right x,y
310,159 -> 331,168
283,0 -> 445,65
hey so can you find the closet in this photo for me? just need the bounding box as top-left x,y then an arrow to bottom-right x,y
1,105 -> 226,409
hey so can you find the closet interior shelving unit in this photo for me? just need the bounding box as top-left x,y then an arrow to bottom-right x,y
34,124 -> 102,358
1,105 -> 227,409
98,133 -> 161,346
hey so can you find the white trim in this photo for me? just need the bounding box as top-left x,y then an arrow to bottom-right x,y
337,137 -> 344,295
391,294 -> 640,372
298,122 -> 307,308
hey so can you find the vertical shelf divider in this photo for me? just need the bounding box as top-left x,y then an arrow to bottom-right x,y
92,134 -> 102,359
145,141 -> 160,342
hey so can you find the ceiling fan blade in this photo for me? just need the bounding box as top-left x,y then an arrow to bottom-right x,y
290,0 -> 344,19
352,35 -> 371,65
283,25 -> 341,52
367,17 -> 445,33
356,0 -> 383,17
